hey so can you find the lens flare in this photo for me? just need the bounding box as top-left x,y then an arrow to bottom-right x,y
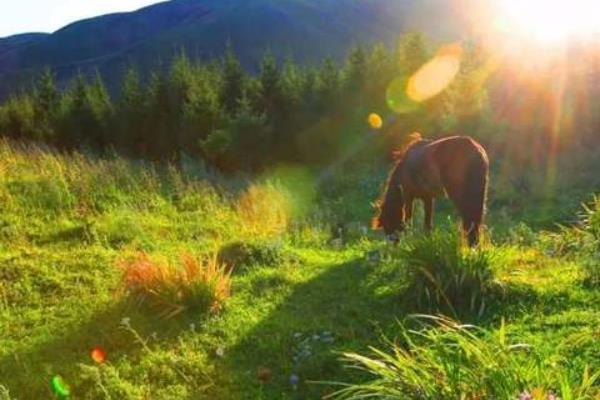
50,376 -> 70,399
407,43 -> 462,102
367,113 -> 383,129
386,76 -> 421,114
91,346 -> 106,363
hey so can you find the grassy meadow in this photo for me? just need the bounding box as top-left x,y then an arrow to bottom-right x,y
0,139 -> 599,399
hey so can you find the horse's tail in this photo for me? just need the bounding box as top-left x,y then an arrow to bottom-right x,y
463,145 -> 489,246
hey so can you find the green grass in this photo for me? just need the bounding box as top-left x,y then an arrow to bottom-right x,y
0,140 -> 599,399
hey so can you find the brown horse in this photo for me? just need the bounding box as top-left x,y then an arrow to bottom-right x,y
372,134 -> 489,246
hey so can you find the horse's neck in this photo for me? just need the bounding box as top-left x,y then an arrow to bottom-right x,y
403,142 -> 428,176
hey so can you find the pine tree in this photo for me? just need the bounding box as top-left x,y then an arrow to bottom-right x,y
118,66 -> 145,154
257,50 -> 282,118
344,45 -> 368,95
220,42 -> 245,114
33,67 -> 60,140
316,58 -> 340,112
87,71 -> 113,149
60,72 -> 92,147
396,32 -> 429,76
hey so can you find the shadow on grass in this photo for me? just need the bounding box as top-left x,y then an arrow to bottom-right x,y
216,252 -> 585,399
0,298 -> 207,398
217,256 -> 413,400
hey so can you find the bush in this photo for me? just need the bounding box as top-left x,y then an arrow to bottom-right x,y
399,232 -> 500,314
331,315 -> 599,400
119,252 -> 232,319
217,239 -> 298,270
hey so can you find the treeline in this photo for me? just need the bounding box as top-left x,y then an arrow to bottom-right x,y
0,33 -> 491,171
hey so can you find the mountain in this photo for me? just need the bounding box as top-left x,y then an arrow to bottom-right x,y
0,0 -> 462,98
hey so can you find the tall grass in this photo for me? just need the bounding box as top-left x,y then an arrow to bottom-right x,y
578,196 -> 600,286
331,315 -> 599,400
236,181 -> 291,237
399,232 -> 501,315
542,195 -> 600,285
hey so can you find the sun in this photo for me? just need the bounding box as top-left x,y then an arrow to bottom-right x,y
494,0 -> 600,43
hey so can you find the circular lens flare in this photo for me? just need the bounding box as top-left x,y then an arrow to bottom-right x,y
368,113 -> 383,129
407,43 -> 462,102
50,376 -> 70,399
386,76 -> 420,114
91,346 -> 106,363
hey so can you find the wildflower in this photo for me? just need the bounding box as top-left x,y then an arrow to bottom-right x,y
289,373 -> 300,389
215,347 -> 225,357
257,367 -> 272,383
518,391 -> 532,400
120,317 -> 131,327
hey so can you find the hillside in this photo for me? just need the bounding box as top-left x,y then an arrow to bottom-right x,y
0,140 -> 598,398
0,0 -> 462,98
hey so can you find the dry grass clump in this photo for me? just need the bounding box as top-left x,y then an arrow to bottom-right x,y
119,252 -> 232,319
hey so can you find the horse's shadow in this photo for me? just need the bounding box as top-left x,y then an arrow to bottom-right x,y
217,256 -> 415,399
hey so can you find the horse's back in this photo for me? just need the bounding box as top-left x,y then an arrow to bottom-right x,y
429,136 -> 488,168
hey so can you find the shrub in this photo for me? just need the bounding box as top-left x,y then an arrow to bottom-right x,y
217,239 -> 298,270
330,315 -> 599,400
399,231 -> 500,314
119,252 -> 232,319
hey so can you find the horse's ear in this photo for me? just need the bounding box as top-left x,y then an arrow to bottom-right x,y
371,216 -> 382,230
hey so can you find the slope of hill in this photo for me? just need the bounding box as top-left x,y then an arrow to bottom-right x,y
0,33 -> 49,57
0,0 -> 462,98
0,140 -> 598,398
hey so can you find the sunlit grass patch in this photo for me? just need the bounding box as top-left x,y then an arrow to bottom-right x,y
330,315 -> 600,400
118,252 -> 232,319
236,182 -> 290,237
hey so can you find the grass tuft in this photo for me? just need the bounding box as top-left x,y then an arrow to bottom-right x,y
119,252 -> 232,319
330,315 -> 599,400
399,231 -> 501,315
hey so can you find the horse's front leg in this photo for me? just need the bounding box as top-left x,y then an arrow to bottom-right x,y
423,197 -> 434,232
404,197 -> 414,228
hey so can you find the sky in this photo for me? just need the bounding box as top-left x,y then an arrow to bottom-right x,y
0,0 -> 160,38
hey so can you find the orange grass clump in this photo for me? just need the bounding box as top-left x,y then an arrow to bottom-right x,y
119,252 -> 232,319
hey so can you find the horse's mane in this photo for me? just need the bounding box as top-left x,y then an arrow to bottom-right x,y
392,132 -> 424,161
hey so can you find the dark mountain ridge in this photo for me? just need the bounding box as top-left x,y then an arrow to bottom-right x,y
0,0 -> 461,98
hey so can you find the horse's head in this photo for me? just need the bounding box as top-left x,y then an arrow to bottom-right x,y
372,162 -> 406,240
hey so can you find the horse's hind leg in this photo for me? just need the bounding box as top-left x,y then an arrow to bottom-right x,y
423,197 -> 434,232
462,219 -> 480,247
